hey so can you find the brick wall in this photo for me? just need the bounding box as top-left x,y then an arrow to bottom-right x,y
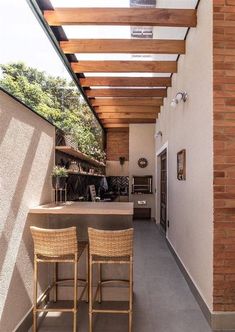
106,129 -> 129,161
213,0 -> 235,311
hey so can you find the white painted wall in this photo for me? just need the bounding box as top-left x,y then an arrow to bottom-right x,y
155,0 -> 213,310
0,90 -> 55,331
129,124 -> 156,218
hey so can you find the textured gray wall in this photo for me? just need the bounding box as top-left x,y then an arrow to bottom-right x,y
0,90 -> 55,331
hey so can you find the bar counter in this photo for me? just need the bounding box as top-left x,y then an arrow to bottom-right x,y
29,201 -> 133,300
29,201 -> 133,240
29,201 -> 133,215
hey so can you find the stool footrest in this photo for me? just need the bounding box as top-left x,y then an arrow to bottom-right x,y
92,309 -> 130,314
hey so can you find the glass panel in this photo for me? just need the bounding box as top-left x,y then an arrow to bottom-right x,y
51,0 -> 198,9
51,0 -> 130,8
75,54 -> 178,61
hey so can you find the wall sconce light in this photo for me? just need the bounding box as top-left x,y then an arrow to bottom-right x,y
119,156 -> 125,165
170,92 -> 188,108
154,131 -> 162,139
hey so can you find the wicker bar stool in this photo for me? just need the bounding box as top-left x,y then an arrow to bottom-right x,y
88,227 -> 134,332
30,226 -> 88,332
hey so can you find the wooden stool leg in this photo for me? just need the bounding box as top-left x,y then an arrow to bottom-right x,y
129,258 -> 133,332
98,263 -> 102,303
33,256 -> 38,332
53,262 -> 57,302
89,259 -> 93,332
73,256 -> 78,332
86,246 -> 89,303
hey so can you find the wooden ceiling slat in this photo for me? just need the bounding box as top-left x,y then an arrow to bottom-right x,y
81,77 -> 171,87
71,61 -> 177,73
91,98 -> 163,106
87,89 -> 167,97
102,118 -> 156,124
104,124 -> 130,128
95,106 -> 160,113
44,8 -> 197,27
61,39 -> 185,54
99,113 -> 157,119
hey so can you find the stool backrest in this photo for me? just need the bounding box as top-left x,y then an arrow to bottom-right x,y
88,228 -> 133,257
30,226 -> 78,257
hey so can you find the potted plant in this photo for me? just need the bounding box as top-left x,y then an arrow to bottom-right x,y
51,166 -> 68,189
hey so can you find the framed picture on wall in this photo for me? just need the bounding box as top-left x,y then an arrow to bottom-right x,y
177,149 -> 186,181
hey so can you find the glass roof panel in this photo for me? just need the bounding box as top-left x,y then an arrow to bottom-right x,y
63,26 -> 131,39
51,0 -> 198,9
51,0 -> 130,8
75,54 -> 178,61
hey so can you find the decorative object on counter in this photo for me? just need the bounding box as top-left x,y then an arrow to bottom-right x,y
177,149 -> 186,180
69,160 -> 79,173
89,168 -> 95,174
51,166 -> 68,189
119,156 -> 126,165
51,166 -> 68,204
138,157 -> 148,168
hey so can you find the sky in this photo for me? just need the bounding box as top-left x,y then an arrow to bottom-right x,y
0,0 -> 131,79
0,0 -> 71,78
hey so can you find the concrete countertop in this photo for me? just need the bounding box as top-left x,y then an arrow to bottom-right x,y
29,201 -> 134,215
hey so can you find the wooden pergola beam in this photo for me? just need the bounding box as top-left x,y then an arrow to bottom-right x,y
102,118 -> 156,124
91,98 -> 163,106
61,39 -> 185,54
104,124 -> 130,128
81,77 -> 171,88
71,61 -> 177,73
87,89 -> 167,98
95,106 -> 160,113
44,8 -> 197,27
99,113 -> 157,119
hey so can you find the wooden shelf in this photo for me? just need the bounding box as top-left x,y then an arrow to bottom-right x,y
55,146 -> 105,168
68,171 -> 104,177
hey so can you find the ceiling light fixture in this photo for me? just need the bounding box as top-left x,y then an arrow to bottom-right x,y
170,92 -> 188,108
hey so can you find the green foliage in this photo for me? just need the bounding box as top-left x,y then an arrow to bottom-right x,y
0,62 -> 104,161
51,166 -> 68,177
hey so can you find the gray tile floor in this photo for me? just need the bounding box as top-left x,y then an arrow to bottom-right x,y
31,220 -> 212,332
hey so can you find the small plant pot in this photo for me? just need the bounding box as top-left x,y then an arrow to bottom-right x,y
52,176 -> 67,190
